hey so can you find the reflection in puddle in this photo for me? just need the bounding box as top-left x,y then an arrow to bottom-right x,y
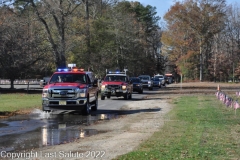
41,126 -> 98,146
0,110 -> 118,152
98,114 -> 119,120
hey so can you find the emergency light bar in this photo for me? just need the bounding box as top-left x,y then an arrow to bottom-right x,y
57,68 -> 84,72
107,71 -> 125,74
57,68 -> 69,72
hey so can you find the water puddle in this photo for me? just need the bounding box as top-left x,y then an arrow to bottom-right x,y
0,109 -> 118,152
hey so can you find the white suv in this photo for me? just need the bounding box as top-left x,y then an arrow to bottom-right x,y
154,74 -> 166,86
138,75 -> 153,90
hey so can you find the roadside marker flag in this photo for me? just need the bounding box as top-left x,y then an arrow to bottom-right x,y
234,101 -> 240,110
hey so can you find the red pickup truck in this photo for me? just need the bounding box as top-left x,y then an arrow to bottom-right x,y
100,71 -> 133,100
42,68 -> 98,115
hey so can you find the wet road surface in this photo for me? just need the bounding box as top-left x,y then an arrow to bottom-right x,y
0,91 -> 152,153
0,109 -> 119,153
0,87 -> 165,153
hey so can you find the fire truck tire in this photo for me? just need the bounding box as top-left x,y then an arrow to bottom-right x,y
91,97 -> 98,111
129,93 -> 132,99
82,99 -> 90,115
124,94 -> 128,100
101,95 -> 105,100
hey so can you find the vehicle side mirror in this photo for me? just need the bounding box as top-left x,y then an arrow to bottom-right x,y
40,80 -> 47,87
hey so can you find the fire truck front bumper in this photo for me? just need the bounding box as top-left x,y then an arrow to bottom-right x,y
42,97 -> 88,111
101,88 -> 128,97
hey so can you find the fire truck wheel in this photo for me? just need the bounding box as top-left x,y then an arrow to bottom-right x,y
91,97 -> 98,111
124,94 -> 128,100
101,95 -> 105,100
82,99 -> 90,115
129,93 -> 132,99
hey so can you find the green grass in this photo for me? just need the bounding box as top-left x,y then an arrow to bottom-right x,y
116,95 -> 240,160
0,93 -> 42,112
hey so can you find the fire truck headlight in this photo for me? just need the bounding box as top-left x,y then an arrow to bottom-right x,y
122,85 -> 127,90
42,89 -> 49,98
76,89 -> 86,98
101,85 -> 106,90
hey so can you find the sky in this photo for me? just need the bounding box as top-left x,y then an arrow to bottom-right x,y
129,0 -> 240,22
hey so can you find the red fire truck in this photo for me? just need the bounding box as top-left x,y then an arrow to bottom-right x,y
42,66 -> 98,115
100,71 -> 133,100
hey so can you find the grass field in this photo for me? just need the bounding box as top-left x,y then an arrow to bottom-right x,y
0,93 -> 41,114
116,95 -> 240,160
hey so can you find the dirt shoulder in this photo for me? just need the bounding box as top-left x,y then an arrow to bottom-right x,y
24,94 -> 174,160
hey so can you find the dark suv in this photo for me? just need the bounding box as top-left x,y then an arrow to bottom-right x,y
130,77 -> 143,93
42,68 -> 98,115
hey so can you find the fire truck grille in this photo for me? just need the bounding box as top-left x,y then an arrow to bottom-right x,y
50,89 -> 76,99
107,85 -> 120,89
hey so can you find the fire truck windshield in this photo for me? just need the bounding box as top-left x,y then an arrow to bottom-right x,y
49,73 -> 87,84
104,75 -> 127,82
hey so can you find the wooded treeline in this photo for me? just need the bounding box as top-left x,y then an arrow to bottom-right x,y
0,0 -> 162,89
162,0 -> 240,82
0,0 -> 240,88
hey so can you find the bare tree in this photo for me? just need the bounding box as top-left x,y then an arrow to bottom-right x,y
11,0 -> 83,68
0,6 -> 46,88
225,4 -> 240,79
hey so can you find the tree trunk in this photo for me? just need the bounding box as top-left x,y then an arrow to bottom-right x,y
85,0 -> 91,67
10,79 -> 14,89
199,39 -> 202,82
